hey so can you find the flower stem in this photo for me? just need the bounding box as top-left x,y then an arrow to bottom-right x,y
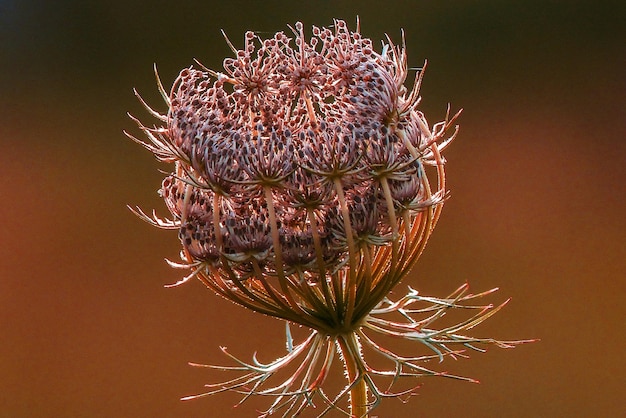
338,334 -> 368,418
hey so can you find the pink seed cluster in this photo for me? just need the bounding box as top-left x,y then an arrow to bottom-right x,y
131,19 -> 458,330
128,22 -> 532,416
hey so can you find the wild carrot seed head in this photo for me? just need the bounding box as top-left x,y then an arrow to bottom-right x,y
131,19 -> 460,332
128,22 -> 534,416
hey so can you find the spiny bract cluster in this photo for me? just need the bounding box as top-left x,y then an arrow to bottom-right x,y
129,20 -> 524,417
130,20 -> 458,332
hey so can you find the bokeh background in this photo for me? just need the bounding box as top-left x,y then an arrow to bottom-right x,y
1,1 -> 624,416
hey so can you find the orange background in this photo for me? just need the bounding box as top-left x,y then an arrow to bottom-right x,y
1,1 -> 623,416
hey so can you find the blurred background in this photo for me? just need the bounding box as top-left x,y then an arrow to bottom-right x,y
1,0 -> 623,416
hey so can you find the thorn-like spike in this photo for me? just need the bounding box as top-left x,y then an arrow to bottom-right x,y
153,63 -> 170,105
133,88 -> 167,121
221,29 -> 238,54
193,58 -> 220,78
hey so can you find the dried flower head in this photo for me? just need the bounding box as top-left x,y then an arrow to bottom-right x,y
129,19 -> 530,417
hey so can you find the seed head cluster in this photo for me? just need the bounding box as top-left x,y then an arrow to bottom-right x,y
130,20 -> 459,333
129,20 -> 530,417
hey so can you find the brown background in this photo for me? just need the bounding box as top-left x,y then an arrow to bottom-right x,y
1,1 -> 624,417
